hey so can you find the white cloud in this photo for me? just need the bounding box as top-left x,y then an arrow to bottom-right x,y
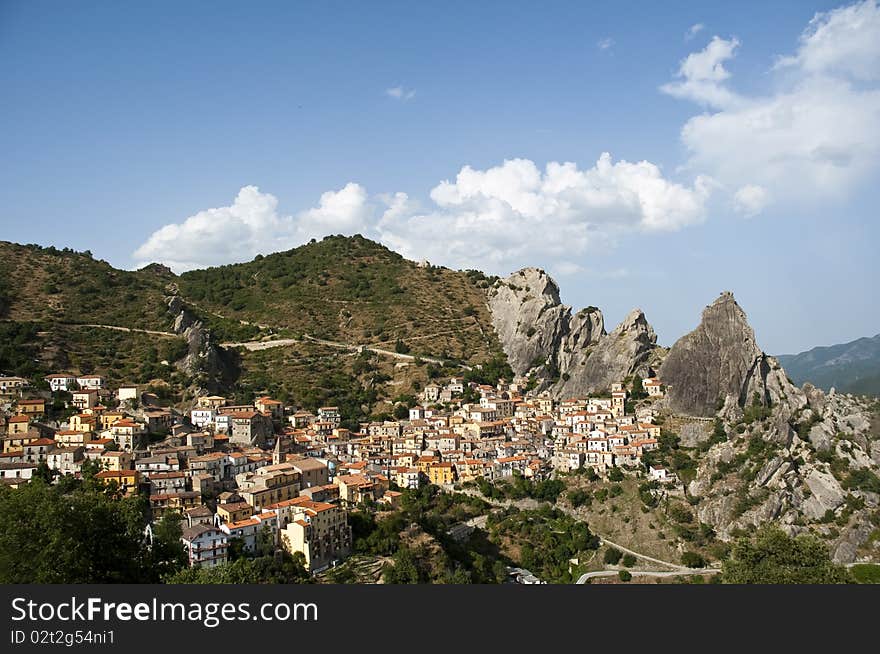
134,154 -> 711,274
386,86 -> 416,101
661,36 -> 741,108
685,23 -> 705,41
296,183 -> 371,237
775,0 -> 880,80
375,153 -> 713,273
133,184 -> 371,272
733,184 -> 769,217
597,37 -> 614,51
664,1 -> 880,216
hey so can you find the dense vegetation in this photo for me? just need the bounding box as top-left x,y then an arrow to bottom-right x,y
0,475 -> 182,583
344,485 -> 506,584
720,526 -> 851,584
487,505 -> 600,583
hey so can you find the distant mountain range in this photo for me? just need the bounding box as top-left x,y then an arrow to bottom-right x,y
778,334 -> 880,396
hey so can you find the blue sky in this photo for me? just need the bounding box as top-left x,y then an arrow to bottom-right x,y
1,0 -> 878,354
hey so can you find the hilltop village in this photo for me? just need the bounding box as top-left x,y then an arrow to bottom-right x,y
0,371 -> 669,574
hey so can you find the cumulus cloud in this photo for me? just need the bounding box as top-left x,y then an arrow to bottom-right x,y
685,23 -> 705,40
597,37 -> 614,51
664,0 -> 880,217
133,184 -> 370,271
386,86 -> 416,101
375,154 -> 713,273
134,154 -> 712,274
661,36 -> 741,108
775,0 -> 880,80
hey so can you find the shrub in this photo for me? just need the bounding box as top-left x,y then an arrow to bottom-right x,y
604,547 -> 623,565
681,552 -> 706,568
618,570 -> 632,582
608,467 -> 624,482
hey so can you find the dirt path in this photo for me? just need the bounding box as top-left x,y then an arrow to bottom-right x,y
61,323 -> 178,338
222,332 -> 473,370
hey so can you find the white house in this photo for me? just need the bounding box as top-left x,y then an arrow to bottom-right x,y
45,374 -> 77,392
76,375 -> 105,390
190,408 -> 216,429
181,524 -> 228,568
649,465 -> 669,482
117,385 -> 139,402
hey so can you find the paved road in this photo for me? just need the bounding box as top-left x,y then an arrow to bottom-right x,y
576,568 -> 720,584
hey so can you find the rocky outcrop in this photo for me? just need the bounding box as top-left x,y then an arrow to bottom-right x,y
659,292 -> 806,419
166,295 -> 234,392
554,308 -> 657,397
487,268 -> 657,396
487,268 -> 573,377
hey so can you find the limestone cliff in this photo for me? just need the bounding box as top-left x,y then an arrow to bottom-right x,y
487,268 -> 657,396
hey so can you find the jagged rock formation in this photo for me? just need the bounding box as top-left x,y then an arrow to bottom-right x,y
487,268 -> 657,397
555,308 -> 657,398
487,268 -> 573,376
687,387 -> 879,562
166,294 -> 234,392
659,291 -> 806,420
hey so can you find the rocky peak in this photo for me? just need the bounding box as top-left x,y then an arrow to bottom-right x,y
554,307 -> 657,398
487,267 -> 657,396
487,268 -> 571,377
660,292 -> 805,418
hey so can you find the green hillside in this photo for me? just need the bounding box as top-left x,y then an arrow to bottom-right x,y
178,234 -> 503,365
0,236 -> 506,417
0,241 -> 170,329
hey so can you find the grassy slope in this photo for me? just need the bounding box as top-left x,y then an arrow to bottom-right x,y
1,237 -> 503,415
0,241 -> 170,329
178,234 -> 503,365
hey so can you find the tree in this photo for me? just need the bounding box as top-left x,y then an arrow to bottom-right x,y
150,512 -> 188,580
0,479 -> 153,583
608,467 -> 624,482
631,376 -> 647,400
166,553 -> 310,584
618,570 -> 632,582
604,547 -> 623,565
622,554 -> 636,568
393,403 -> 410,420
721,526 -> 851,584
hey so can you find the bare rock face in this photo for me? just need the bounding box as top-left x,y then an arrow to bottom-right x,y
554,308 -> 657,397
487,268 -> 572,377
166,295 -> 233,392
487,268 -> 657,396
659,292 -> 806,418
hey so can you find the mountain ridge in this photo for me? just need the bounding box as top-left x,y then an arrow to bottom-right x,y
778,334 -> 880,397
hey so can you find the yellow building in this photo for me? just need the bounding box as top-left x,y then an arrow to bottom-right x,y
427,462 -> 455,485
95,470 -> 140,495
280,500 -> 352,573
98,450 -> 131,471
99,412 -> 126,431
7,415 -> 30,435
68,413 -> 98,433
17,398 -> 46,417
